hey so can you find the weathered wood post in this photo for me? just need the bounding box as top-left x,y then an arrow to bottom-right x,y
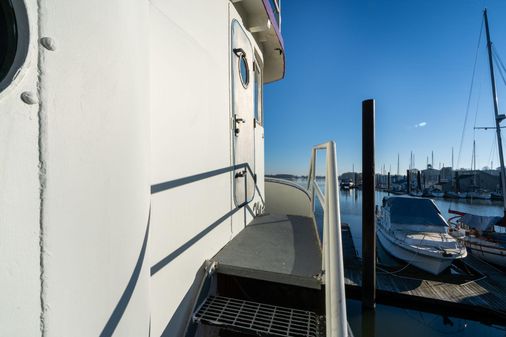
362,99 -> 376,309
407,170 -> 411,194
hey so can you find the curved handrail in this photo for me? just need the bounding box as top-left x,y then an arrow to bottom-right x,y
264,177 -> 311,200
307,141 -> 347,337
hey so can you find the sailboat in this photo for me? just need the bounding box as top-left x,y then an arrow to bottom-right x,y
449,9 -> 506,267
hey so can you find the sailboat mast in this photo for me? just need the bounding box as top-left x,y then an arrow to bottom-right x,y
473,140 -> 477,188
473,140 -> 476,171
397,153 -> 400,176
484,9 -> 506,215
452,147 -> 454,169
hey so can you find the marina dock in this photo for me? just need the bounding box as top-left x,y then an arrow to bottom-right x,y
342,223 -> 506,323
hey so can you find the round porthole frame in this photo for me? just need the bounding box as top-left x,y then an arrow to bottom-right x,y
236,50 -> 250,89
0,0 -> 30,95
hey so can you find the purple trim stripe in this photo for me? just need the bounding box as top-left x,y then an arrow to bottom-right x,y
261,0 -> 284,48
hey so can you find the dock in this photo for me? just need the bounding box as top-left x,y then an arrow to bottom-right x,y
342,223 -> 506,323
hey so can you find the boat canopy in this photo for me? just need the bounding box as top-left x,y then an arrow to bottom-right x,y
386,197 -> 448,228
461,213 -> 502,231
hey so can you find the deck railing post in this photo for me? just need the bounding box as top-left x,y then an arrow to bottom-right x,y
309,141 -> 347,336
362,99 -> 376,309
326,141 -> 347,337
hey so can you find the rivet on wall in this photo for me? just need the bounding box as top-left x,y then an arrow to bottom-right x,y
40,37 -> 56,51
21,91 -> 38,105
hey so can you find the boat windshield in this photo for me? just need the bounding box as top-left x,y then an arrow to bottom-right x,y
387,197 -> 448,227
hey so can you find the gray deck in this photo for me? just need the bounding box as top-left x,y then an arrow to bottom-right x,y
212,213 -> 323,289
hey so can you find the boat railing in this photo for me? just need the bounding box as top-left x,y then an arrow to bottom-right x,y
267,0 -> 282,30
307,141 -> 347,337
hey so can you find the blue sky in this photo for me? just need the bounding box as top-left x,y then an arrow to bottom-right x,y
264,0 -> 506,175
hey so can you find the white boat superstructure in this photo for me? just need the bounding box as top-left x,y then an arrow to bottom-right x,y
0,0 -> 349,336
377,197 -> 467,275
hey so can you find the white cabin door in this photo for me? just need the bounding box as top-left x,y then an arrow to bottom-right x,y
231,20 -> 255,207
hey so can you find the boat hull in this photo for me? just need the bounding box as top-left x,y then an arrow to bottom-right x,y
467,192 -> 491,200
464,237 -> 506,267
377,228 -> 455,275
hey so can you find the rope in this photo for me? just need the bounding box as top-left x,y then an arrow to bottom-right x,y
471,86 -> 481,170
457,18 -> 484,169
493,48 -> 506,87
488,132 -> 497,169
493,45 -> 506,80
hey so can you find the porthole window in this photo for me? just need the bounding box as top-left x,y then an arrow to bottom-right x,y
0,0 -> 29,93
0,0 -> 18,83
238,53 -> 249,88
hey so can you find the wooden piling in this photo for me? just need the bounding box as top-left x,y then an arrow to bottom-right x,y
407,170 -> 411,194
362,99 -> 376,309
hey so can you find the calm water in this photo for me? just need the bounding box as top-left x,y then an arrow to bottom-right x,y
347,299 -> 506,337
291,178 -> 506,337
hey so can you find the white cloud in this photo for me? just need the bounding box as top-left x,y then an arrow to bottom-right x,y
414,122 -> 427,128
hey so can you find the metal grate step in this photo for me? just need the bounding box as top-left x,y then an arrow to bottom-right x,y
193,295 -> 323,337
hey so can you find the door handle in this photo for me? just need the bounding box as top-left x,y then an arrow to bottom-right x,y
235,170 -> 247,178
233,48 -> 246,57
234,115 -> 246,136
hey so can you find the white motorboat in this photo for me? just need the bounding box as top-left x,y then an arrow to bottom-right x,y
431,189 -> 445,198
445,191 -> 459,199
456,192 -> 468,199
340,178 -> 354,190
409,190 -> 423,197
377,197 -> 467,275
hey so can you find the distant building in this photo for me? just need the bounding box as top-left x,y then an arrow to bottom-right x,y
439,167 -> 453,183
456,171 -> 500,192
421,166 -> 440,188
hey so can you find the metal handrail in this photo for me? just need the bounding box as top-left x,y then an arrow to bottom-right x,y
306,141 -> 347,337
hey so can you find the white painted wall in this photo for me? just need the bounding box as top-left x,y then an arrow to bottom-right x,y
149,1 -> 233,335
149,1 -> 265,335
0,0 -> 268,336
0,1 -> 40,335
38,0 -> 151,335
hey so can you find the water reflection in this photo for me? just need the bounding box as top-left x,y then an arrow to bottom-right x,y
347,299 -> 506,337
